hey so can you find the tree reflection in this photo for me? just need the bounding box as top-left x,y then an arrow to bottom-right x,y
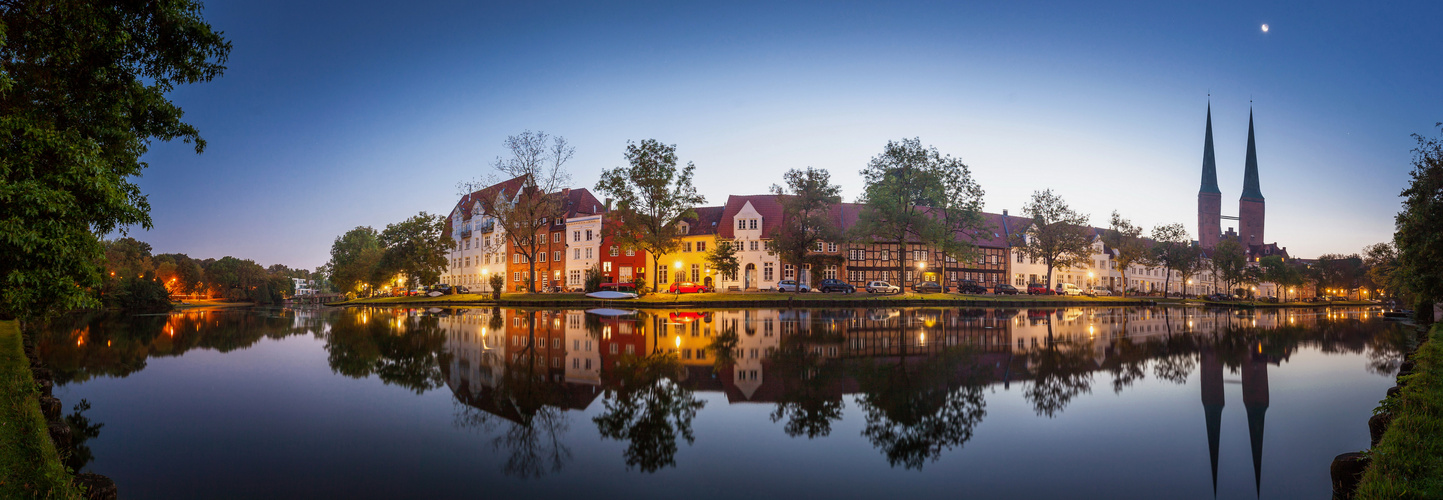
768,327 -> 845,439
322,309 -> 448,393
62,399 -> 103,472
1021,316 -> 1094,418
593,354 -> 706,473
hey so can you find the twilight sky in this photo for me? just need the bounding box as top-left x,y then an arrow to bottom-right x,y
132,0 -> 1443,270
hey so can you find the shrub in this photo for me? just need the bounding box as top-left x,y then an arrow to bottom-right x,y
489,273 -> 505,301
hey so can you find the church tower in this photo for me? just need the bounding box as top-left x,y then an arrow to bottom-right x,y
1197,103 -> 1222,250
1239,109 -> 1266,246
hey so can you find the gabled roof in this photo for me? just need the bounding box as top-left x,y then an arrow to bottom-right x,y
681,206 -> 725,236
444,175 -> 530,234
718,195 -> 785,239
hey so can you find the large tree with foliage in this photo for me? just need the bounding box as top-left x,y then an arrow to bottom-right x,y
1363,242 -> 1401,299
705,240 -> 740,283
0,1 -> 230,319
462,131 -> 574,292
379,212 -> 449,290
1172,244 -> 1206,299
328,226 -> 385,296
854,138 -> 987,288
1010,190 -> 1093,290
1394,124 -> 1443,313
1209,237 -> 1248,296
1150,223 -> 1191,298
595,139 -> 706,291
767,167 -> 842,292
1102,211 -> 1149,297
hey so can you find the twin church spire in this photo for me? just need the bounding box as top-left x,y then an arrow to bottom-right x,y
1197,102 -> 1266,249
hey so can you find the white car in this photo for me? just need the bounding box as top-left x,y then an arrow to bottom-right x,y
777,280 -> 810,292
1087,287 -> 1112,297
866,281 -> 900,294
1059,283 -> 1084,296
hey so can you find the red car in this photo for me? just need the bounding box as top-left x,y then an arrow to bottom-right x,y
669,281 -> 707,293
1027,283 -> 1054,295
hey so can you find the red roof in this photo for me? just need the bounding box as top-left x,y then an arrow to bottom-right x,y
718,195 -> 786,239
443,175 -> 529,234
682,206 -> 725,236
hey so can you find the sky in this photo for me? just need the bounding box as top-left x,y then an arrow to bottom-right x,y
131,0 -> 1443,269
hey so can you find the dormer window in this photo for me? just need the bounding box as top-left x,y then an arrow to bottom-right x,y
738,219 -> 746,230
749,219 -> 758,230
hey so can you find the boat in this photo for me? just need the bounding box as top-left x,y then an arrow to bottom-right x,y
586,308 -> 639,317
585,291 -> 638,300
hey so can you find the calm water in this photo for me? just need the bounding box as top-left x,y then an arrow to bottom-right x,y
37,305 -> 1410,499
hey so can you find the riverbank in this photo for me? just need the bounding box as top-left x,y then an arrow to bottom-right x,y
0,320 -> 82,500
1355,323 -> 1443,498
329,291 -> 1158,308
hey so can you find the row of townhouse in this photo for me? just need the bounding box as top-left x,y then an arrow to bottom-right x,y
441,179 -> 1283,296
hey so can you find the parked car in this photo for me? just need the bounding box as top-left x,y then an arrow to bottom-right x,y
600,282 -> 637,292
1027,283 -> 1053,295
913,281 -> 944,293
1087,287 -> 1111,297
669,281 -> 707,293
777,280 -> 810,293
957,279 -> 988,294
866,281 -> 900,294
816,278 -> 856,293
1058,283 -> 1084,296
454,285 -> 471,294
993,283 -> 1021,295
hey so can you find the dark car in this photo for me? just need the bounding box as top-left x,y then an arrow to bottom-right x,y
1027,283 -> 1053,295
817,279 -> 856,293
913,281 -> 944,293
957,279 -> 987,294
993,283 -> 1021,295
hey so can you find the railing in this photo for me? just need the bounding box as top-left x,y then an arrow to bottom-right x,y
460,230 -> 472,239
479,222 -> 495,233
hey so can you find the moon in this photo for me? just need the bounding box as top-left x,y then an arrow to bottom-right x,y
1261,24 -> 1269,32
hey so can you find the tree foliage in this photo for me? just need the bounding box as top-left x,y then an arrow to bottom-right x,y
1150,223 -> 1191,298
0,0 -> 230,319
767,167 -> 842,292
1102,211 -> 1148,297
595,139 -> 706,290
465,131 -> 574,293
327,226 -> 385,296
379,212 -> 449,290
1395,124 -> 1443,310
1209,237 -> 1248,295
853,138 -> 988,285
1010,190 -> 1093,288
705,240 -> 740,282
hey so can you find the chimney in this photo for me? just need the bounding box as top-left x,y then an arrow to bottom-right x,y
1002,209 -> 1008,216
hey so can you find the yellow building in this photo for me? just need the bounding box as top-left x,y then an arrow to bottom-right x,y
659,206 -> 724,290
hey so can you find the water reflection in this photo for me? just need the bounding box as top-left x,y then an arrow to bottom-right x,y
34,305 -> 1414,493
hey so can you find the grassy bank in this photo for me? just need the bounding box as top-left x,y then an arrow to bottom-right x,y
0,320 -> 81,499
1357,323 -> 1443,499
330,291 -> 1154,308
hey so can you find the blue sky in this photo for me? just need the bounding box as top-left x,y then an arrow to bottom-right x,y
133,0 -> 1443,269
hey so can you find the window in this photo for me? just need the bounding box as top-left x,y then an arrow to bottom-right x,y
738,219 -> 746,230
610,246 -> 619,257
464,257 -> 470,267
685,241 -> 693,252
585,248 -> 592,259
554,251 -> 561,262
603,262 -> 612,272
825,265 -> 837,280
659,266 -> 669,284
750,241 -> 759,251
570,270 -> 581,285
816,241 -> 825,252
573,231 -> 580,242
696,241 -> 706,252
538,252 -> 547,262
554,233 -> 562,243
764,262 -> 774,281
828,242 -> 838,253
691,264 -> 700,282
750,219 -> 758,230
784,264 -> 795,279
513,272 -> 520,282
574,249 -> 581,260
465,240 -> 471,250
882,249 -> 891,261
626,248 -> 635,256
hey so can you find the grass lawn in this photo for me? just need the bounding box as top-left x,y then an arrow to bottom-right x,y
1356,324 -> 1443,499
0,320 -> 81,500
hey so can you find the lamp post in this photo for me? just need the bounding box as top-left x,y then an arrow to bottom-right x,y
917,261 -> 927,291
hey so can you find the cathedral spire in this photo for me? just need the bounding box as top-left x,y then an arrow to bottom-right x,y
1241,108 -> 1263,200
1200,102 -> 1221,195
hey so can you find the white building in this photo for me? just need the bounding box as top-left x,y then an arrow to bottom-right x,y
443,176 -> 526,292
717,195 -> 784,291
564,213 -> 603,290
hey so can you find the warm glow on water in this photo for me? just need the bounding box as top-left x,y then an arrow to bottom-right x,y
38,305 -> 1408,499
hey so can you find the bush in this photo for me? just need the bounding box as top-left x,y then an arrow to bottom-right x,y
107,272 -> 173,313
489,273 -> 505,301
584,266 -> 604,293
633,279 -> 650,297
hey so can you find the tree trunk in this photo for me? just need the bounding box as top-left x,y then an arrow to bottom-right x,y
1162,268 -> 1171,299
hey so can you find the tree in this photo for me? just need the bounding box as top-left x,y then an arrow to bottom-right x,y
1010,190 -> 1093,290
1363,242 -> 1401,300
1395,123 -> 1443,314
1150,223 -> 1191,298
595,139 -> 706,291
379,212 -> 449,290
853,138 -> 987,288
463,131 -> 574,293
327,227 -> 384,296
1102,212 -> 1149,297
593,353 -> 706,472
1173,245 -> 1206,299
705,240 -> 740,284
1210,237 -> 1247,296
767,168 -> 843,293
1258,256 -> 1291,300
0,1 -> 230,319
